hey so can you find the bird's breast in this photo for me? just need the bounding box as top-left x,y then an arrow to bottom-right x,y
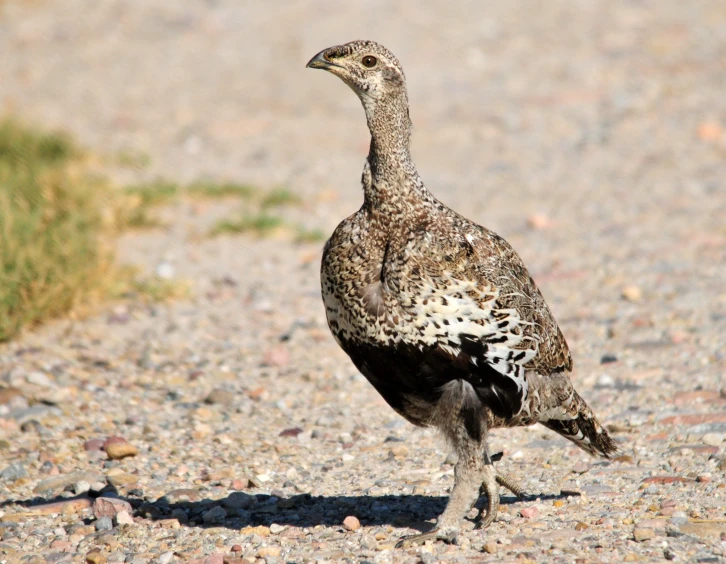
321,224 -> 406,347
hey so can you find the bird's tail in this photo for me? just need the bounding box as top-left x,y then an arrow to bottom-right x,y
541,391 -> 618,458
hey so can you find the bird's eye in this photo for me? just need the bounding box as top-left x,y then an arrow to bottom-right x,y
362,55 -> 377,68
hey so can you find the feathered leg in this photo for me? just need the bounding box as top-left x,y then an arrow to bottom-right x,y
397,429 -> 485,547
397,382 -> 486,548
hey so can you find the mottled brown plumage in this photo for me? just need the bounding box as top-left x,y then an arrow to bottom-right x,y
307,40 -> 617,546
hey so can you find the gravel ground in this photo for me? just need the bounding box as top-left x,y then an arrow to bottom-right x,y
2,1 -> 726,563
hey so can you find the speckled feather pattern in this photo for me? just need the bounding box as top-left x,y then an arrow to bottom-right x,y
315,40 -> 616,459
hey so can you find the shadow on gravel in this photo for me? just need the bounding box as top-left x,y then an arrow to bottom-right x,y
3,488 -> 580,533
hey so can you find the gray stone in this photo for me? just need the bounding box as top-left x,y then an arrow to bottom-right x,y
420,552 -> 437,564
0,463 -> 27,481
597,373 -> 615,387
202,505 -> 227,524
686,422 -> 726,435
74,480 -> 91,495
204,388 -> 235,406
633,527 -> 656,542
670,512 -> 688,526
8,405 -> 61,424
701,432 -> 725,446
34,472 -> 104,494
170,508 -> 189,524
222,492 -> 255,510
26,371 -> 54,387
95,516 -> 113,531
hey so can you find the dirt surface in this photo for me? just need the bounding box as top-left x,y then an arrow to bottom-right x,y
1,1 -> 726,563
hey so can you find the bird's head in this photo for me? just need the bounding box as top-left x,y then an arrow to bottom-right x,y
306,40 -> 407,110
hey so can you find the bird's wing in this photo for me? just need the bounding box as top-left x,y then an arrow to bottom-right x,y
392,223 -> 572,419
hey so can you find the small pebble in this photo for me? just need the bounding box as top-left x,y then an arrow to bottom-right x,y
670,513 -> 688,526
90,481 -> 107,493
155,261 -> 175,279
621,285 -> 642,302
597,373 -> 615,387
389,445 -> 408,457
600,353 -> 618,364
343,515 -> 361,531
269,523 -> 285,534
105,441 -> 138,460
701,433 -> 724,446
572,460 -> 591,474
526,213 -> 552,230
85,550 -> 107,564
26,371 -> 54,387
92,497 -> 133,519
633,527 -> 655,542
257,547 -> 281,558
231,478 -> 249,490
74,480 -> 91,495
204,388 -> 235,406
240,525 -> 270,537
483,541 -> 498,554
520,507 -> 539,519
84,438 -> 105,452
95,517 -> 113,531
114,510 -> 134,525
202,506 -> 227,524
420,552 -> 437,564
0,463 -> 27,482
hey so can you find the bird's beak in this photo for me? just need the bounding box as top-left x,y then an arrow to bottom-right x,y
306,49 -> 338,71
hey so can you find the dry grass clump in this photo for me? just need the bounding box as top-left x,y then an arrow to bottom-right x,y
0,119 -> 117,341
0,119 -> 185,341
0,118 -> 317,341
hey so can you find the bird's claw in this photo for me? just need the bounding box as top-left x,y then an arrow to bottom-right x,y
496,473 -> 527,499
474,509 -> 497,529
395,528 -> 458,548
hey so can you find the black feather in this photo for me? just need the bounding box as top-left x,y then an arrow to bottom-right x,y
340,336 -> 523,436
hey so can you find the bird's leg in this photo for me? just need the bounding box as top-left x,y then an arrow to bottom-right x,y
397,429 -> 484,548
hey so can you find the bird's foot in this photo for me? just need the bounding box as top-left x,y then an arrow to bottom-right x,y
475,469 -> 529,528
475,463 -> 500,529
395,526 -> 458,548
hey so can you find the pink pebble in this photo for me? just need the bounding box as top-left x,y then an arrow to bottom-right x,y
520,507 -> 539,519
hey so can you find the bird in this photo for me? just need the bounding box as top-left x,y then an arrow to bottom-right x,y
306,40 -> 618,547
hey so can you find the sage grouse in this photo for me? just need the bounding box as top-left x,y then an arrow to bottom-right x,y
307,40 -> 617,546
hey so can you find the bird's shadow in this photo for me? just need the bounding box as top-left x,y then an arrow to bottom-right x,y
2,487 -> 580,533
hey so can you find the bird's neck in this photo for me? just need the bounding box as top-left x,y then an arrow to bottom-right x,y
362,91 -> 431,211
